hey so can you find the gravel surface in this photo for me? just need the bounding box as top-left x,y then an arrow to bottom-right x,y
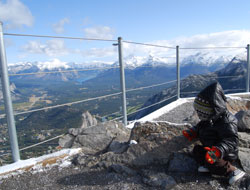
1,164 -> 245,190
0,165 -> 155,190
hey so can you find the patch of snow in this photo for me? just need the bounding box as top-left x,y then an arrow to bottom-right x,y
0,148 -> 81,179
126,98 -> 191,129
129,140 -> 138,145
59,160 -> 72,168
140,120 -> 192,128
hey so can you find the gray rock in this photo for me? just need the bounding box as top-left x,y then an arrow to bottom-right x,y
168,152 -> 198,173
109,164 -> 137,176
239,147 -> 250,174
59,121 -> 130,154
68,128 -> 84,136
108,141 -> 128,154
73,133 -> 113,154
80,111 -> 98,128
58,134 -> 75,148
142,170 -> 177,190
239,132 -> 250,148
235,110 -> 250,132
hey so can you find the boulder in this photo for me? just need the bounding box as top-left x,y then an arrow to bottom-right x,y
58,134 -> 75,148
107,141 -> 128,154
239,147 -> 250,174
75,121 -> 194,169
235,110 -> 250,132
238,132 -> 250,148
59,121 -> 130,155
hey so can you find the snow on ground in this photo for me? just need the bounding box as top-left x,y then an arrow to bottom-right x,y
126,98 -> 191,129
0,148 -> 81,179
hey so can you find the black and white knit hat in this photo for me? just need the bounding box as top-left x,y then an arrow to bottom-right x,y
193,96 -> 214,121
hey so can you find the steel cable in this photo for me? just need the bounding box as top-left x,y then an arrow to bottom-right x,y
4,33 -> 117,42
9,66 -> 120,76
13,91 -> 122,116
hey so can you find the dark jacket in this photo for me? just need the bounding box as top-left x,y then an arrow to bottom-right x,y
193,82 -> 239,160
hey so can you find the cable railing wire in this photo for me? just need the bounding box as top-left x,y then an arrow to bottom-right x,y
100,110 -> 121,119
107,95 -> 177,122
0,134 -> 64,157
181,88 -> 246,95
126,80 -> 176,93
127,95 -> 177,117
214,75 -> 245,79
9,66 -> 120,76
109,115 -> 124,122
180,46 -> 246,50
4,33 -> 117,42
13,91 -> 122,116
4,33 -> 248,50
224,88 -> 246,92
19,134 -> 64,152
0,120 -> 113,157
0,79 -> 175,118
123,40 -> 176,49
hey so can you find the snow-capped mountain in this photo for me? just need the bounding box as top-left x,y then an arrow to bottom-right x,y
181,52 -> 233,67
7,52 -> 246,82
8,59 -> 113,73
111,52 -> 234,70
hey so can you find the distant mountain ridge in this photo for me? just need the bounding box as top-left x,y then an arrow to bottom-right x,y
8,52 -> 233,76
132,55 -> 248,119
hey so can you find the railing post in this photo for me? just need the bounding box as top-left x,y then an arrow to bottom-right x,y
0,22 -> 20,162
117,37 -> 127,126
247,44 -> 250,92
176,45 -> 180,99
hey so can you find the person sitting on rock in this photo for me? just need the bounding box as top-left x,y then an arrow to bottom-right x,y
182,82 -> 245,185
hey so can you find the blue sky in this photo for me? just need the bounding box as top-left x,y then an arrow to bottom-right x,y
1,0 -> 250,64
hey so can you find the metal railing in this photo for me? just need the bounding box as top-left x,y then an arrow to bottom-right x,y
0,20 -> 250,163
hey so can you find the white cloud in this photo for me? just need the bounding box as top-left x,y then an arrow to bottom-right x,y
20,30 -> 250,62
83,26 -> 115,39
21,39 -> 116,59
0,0 -> 34,29
81,47 -> 117,58
52,18 -> 70,34
22,39 -> 69,57
122,30 -> 250,58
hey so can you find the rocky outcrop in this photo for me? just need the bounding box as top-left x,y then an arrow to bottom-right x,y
59,121 -> 130,154
0,82 -> 20,102
70,120 -> 250,189
80,111 -> 98,128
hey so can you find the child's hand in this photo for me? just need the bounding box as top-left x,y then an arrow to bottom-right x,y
204,146 -> 221,164
182,129 -> 197,141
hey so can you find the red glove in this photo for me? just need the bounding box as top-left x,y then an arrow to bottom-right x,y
204,146 -> 221,164
182,129 -> 197,141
